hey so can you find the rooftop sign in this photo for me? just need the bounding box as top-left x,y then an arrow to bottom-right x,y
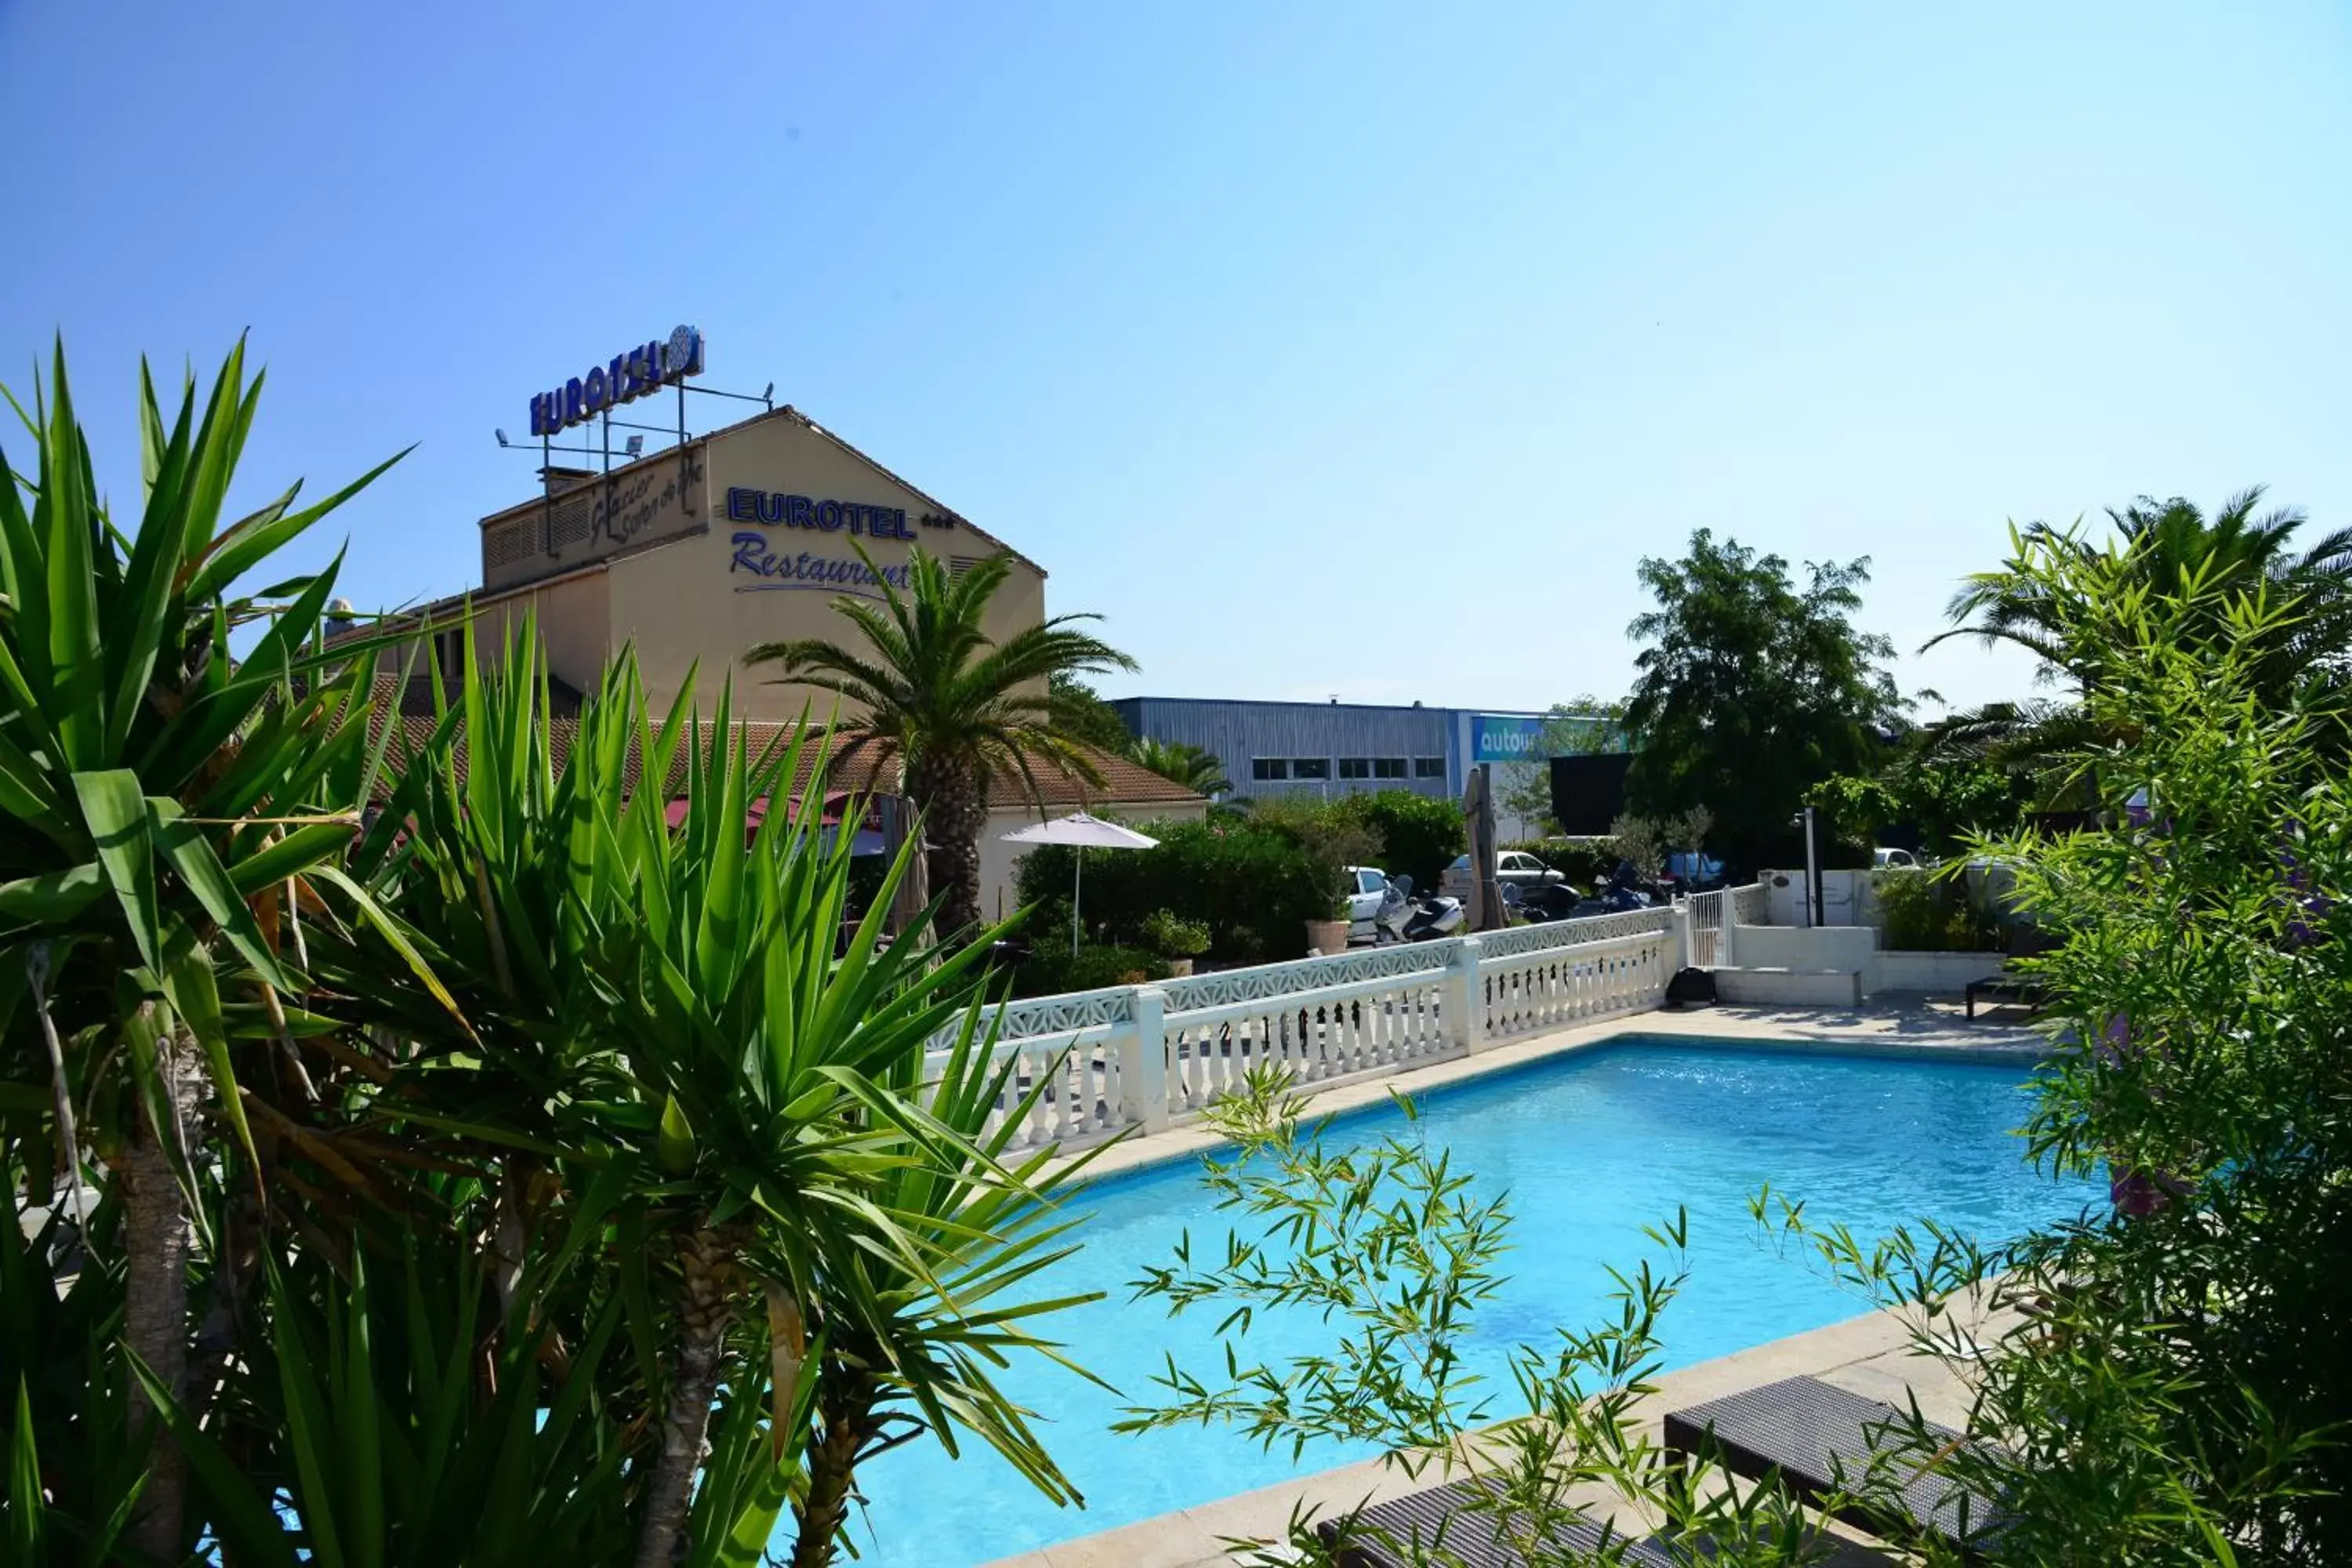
529,325 -> 704,437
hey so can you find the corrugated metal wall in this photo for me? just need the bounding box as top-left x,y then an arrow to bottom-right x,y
1112,697 -> 1457,800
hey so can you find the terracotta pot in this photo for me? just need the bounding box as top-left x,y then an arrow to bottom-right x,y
1305,919 -> 1352,956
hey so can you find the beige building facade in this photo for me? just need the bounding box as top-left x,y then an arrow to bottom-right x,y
459,405 -> 1047,724
368,402 -> 1203,917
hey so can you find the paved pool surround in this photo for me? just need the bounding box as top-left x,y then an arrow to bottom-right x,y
989,1000 -> 2045,1568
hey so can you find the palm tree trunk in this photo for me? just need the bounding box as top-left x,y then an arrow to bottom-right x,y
909,753 -> 986,939
787,1364 -> 881,1568
122,1018 -> 199,1563
634,1223 -> 740,1568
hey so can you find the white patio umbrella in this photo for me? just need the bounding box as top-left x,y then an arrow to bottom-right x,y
999,811 -> 1160,955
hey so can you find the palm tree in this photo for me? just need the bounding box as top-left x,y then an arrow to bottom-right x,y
1129,738 -> 1229,799
1925,488 -> 2352,773
745,550 -> 1138,937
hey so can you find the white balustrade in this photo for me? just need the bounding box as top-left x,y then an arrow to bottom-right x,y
931,906 -> 1686,1150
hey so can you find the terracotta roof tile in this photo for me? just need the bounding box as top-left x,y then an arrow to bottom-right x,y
361,699 -> 1200,813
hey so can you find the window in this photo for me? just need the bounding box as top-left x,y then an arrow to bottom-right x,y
1356,869 -> 1387,896
1292,757 -> 1331,780
1338,757 -> 1371,780
1251,758 -> 1290,781
1374,757 -> 1408,779
1414,757 -> 1446,779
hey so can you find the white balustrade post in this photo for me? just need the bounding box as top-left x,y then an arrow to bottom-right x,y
1669,901 -> 1690,974
1719,888 -> 1738,970
1445,936 -> 1485,1054
1127,985 -> 1171,1133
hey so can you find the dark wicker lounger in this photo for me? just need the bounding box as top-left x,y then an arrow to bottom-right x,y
1316,1476 -> 1680,1567
1661,1376 -> 2009,1554
1964,972 -> 2045,1019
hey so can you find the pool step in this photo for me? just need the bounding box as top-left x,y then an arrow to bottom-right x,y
1711,966 -> 1864,1008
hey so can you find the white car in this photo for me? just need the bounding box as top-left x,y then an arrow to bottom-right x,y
1873,847 -> 1922,870
1343,866 -> 1391,942
1440,851 -> 1570,901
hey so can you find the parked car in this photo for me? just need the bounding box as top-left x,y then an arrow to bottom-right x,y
1874,847 -> 1922,870
1440,851 -> 1570,901
1343,865 -> 1392,942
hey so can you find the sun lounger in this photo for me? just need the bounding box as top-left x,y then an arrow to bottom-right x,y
1965,927 -> 2060,1019
1316,1476 -> 1680,1567
1661,1376 -> 2009,1554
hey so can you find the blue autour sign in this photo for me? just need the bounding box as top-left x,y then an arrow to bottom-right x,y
1470,713 -> 1552,764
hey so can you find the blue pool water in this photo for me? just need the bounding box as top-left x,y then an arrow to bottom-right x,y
842,1039 -> 2096,1566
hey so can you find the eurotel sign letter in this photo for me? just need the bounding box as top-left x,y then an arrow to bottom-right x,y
529,325 -> 705,437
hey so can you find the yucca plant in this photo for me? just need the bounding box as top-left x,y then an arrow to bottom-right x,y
0,339 -> 408,1559
325,620 -> 1105,1566
779,1010 -> 1109,1568
579,670 -> 1047,1568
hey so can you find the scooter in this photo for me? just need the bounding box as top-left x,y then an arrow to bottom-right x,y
1374,874 -> 1466,942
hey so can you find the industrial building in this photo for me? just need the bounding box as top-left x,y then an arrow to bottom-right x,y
1109,696 -> 1614,839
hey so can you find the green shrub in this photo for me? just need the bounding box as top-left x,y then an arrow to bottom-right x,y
1504,837 -> 1614,887
1344,790 -> 1465,892
1007,942 -> 1170,997
1873,866 -> 2003,951
1139,908 -> 1210,959
1014,816 -> 1330,963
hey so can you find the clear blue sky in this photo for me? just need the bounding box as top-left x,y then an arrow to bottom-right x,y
5,2 -> 2347,714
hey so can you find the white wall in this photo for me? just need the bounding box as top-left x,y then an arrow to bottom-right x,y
1731,922 -> 1878,974
1759,869 -> 1875,927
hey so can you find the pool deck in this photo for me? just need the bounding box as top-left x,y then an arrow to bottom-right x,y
989,999 -> 2045,1568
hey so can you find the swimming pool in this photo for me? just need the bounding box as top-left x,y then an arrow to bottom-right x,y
840,1037 -> 2096,1566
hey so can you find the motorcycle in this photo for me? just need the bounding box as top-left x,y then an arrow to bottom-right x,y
1507,880 -> 1586,922
1374,873 -> 1466,942
1566,859 -> 1657,920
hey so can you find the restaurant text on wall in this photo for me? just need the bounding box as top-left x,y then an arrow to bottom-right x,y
728,535 -> 913,595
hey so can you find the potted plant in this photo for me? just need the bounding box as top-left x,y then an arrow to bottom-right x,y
1140,909 -> 1212,978
1305,884 -> 1353,956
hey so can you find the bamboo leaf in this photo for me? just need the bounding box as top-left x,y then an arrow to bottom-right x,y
160,942 -> 260,1180
226,820 -> 357,898
42,343 -> 107,771
7,1378 -> 39,1563
124,1349 -> 299,1568
71,769 -> 161,972
0,861 -> 104,924
185,445 -> 410,604
151,799 -> 296,992
659,1094 -> 696,1175
308,864 -> 475,1041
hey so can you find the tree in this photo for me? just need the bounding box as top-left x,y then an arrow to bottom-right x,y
746,550 -> 1138,937
1048,673 -> 1133,756
0,339 -> 405,1558
1809,743 -> 2032,856
1925,488 -> 2352,777
1494,698 -> 1625,832
1130,738 -> 1229,799
1623,530 -> 1901,872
